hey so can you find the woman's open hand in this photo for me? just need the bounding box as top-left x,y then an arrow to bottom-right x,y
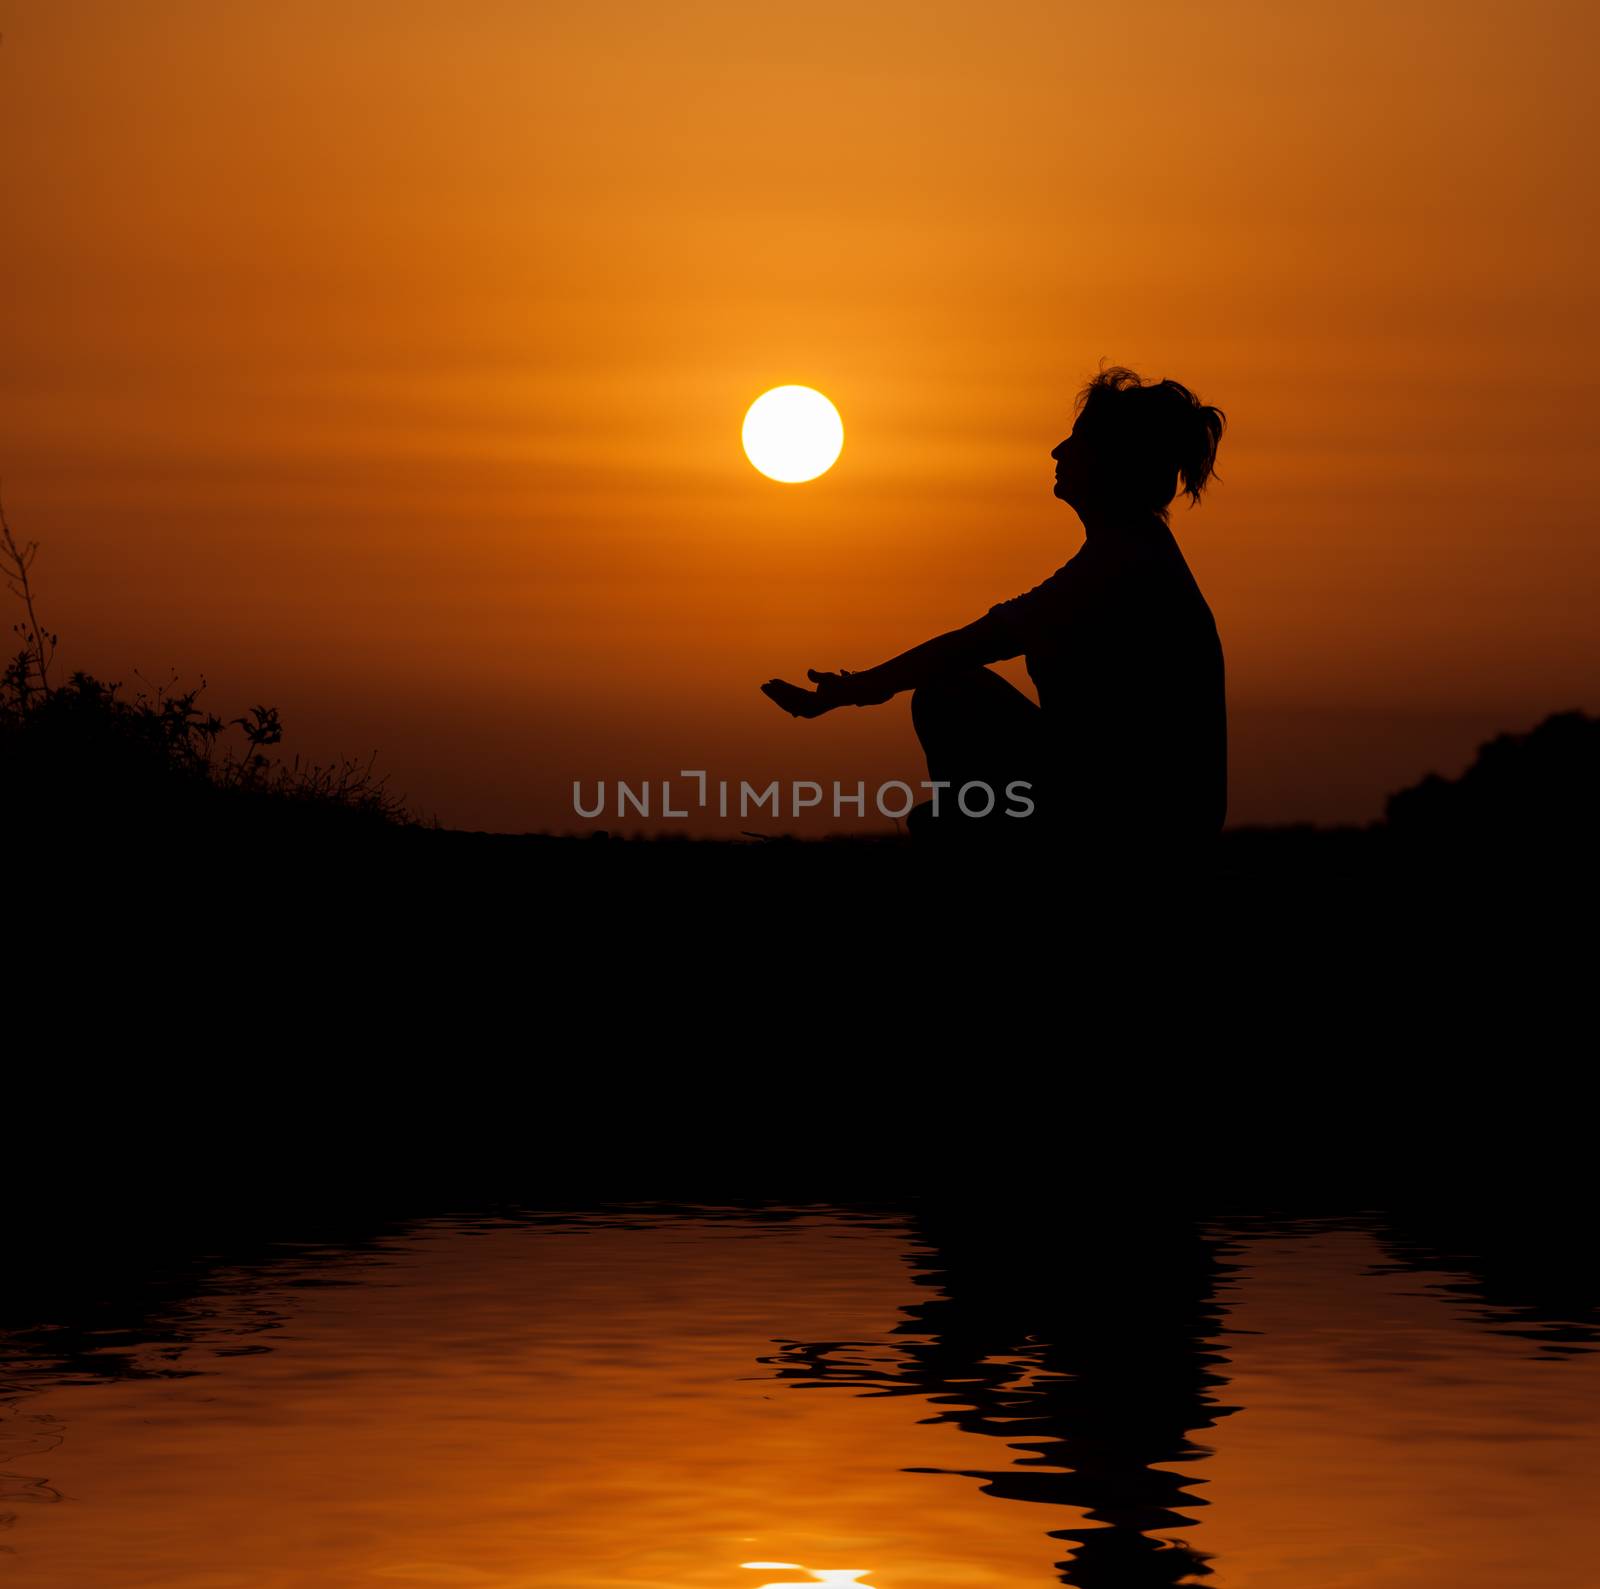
761,668 -> 864,718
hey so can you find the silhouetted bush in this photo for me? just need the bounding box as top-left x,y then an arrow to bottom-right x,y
2,667 -> 412,838
1383,709 -> 1598,852
1,493 -> 414,847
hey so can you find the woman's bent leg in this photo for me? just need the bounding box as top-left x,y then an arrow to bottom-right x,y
909,666 -> 1045,839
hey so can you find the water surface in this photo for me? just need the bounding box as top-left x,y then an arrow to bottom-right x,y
3,1204 -> 1596,1588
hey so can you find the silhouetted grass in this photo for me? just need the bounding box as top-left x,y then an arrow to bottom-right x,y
2,491 -> 418,847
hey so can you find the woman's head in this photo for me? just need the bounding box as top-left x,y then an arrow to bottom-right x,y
1051,365 -> 1225,522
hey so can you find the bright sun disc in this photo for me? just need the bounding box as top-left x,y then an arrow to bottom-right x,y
742,386 -> 843,483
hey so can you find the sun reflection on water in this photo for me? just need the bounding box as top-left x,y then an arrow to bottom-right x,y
740,1563 -> 877,1589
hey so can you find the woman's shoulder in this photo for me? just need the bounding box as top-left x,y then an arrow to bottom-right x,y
1095,525 -> 1198,584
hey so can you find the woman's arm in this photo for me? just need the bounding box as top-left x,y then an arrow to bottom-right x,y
763,550 -> 1094,718
843,615 -> 1016,701
762,613 -> 1017,719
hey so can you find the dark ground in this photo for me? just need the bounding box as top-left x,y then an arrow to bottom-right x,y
9,705 -> 1592,1083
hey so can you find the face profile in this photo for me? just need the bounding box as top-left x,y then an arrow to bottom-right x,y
1050,419 -> 1093,510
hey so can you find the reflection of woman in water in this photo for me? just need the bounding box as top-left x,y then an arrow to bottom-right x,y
762,366 -> 1227,846
764,1204 -> 1240,1588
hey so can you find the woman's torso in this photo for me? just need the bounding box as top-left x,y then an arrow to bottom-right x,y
1025,528 -> 1227,839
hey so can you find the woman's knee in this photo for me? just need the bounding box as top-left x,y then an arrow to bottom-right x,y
911,666 -> 999,730
915,668 -> 1011,742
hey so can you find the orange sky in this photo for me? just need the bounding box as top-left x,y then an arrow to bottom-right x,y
3,0 -> 1596,833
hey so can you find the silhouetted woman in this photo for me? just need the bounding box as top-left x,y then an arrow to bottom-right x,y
762,366 -> 1227,848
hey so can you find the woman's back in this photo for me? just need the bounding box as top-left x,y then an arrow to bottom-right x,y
1024,529 -> 1226,843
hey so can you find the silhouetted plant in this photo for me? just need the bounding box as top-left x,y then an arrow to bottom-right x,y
1,484 -> 58,701
226,702 -> 285,787
0,499 -> 415,837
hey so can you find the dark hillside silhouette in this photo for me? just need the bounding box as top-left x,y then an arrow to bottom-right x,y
1384,708 -> 1598,853
2,490 -> 414,848
3,667 -> 411,843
